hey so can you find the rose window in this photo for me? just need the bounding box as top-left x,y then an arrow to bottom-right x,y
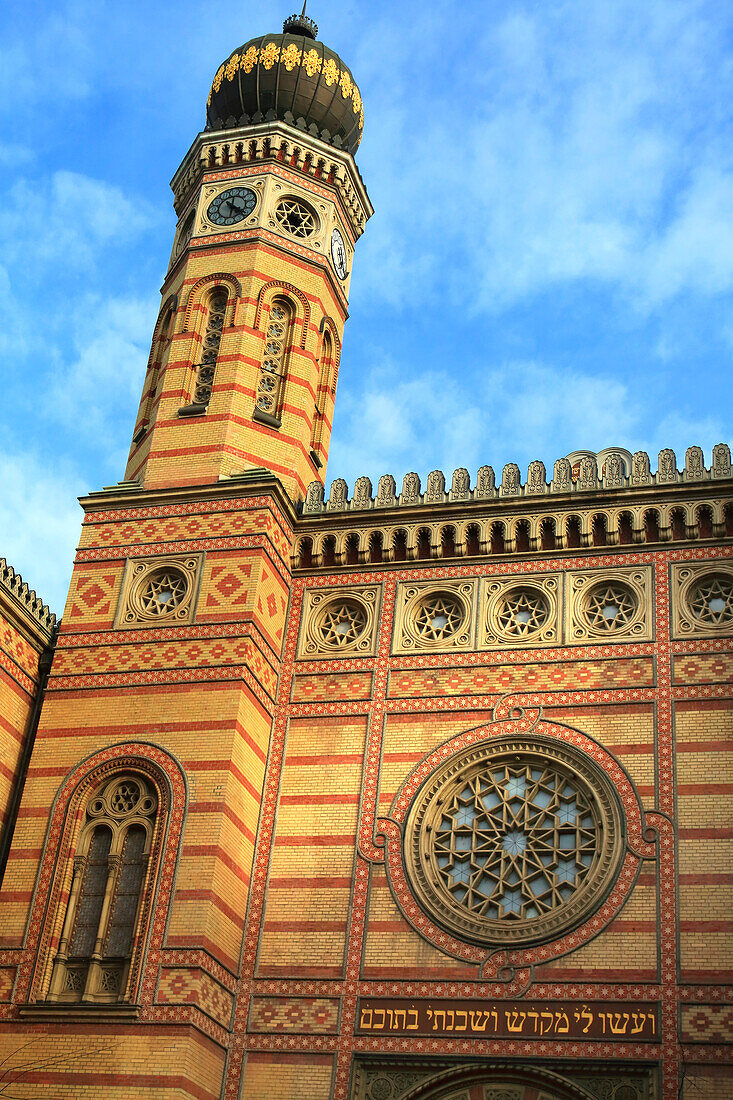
110,781 -> 141,814
495,587 -> 548,638
688,574 -> 733,627
274,198 -> 317,239
139,569 -> 189,617
582,581 -> 637,632
405,738 -> 624,946
413,592 -> 465,642
317,599 -> 368,648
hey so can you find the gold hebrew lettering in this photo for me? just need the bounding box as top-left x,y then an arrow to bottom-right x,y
506,1010 -> 526,1033
407,1008 -> 419,1030
540,1010 -> 554,1036
455,1010 -> 468,1031
359,1007 -> 372,1029
554,1010 -> 570,1035
373,1009 -> 385,1030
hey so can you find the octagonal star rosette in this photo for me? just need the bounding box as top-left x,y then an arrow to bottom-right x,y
376,697 -> 654,976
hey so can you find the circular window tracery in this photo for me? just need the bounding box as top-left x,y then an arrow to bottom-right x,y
581,580 -> 637,632
495,587 -> 549,639
413,591 -> 465,643
316,598 -> 368,648
274,197 -> 318,239
138,568 -> 189,617
688,573 -> 733,627
404,736 -> 624,946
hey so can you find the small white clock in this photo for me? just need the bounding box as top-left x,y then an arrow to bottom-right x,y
330,227 -> 348,280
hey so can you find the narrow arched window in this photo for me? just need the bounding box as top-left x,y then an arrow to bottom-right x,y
47,774 -> 157,1004
134,305 -> 175,441
193,288 -> 228,408
254,298 -> 293,428
310,330 -> 334,461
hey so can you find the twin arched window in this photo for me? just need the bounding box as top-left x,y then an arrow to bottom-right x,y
192,288 -> 228,408
253,298 -> 294,427
310,329 -> 334,458
47,774 -> 158,1004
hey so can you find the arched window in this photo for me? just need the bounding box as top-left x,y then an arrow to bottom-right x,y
47,774 -> 158,1004
310,330 -> 335,461
191,288 -> 228,408
254,298 -> 293,428
134,304 -> 176,442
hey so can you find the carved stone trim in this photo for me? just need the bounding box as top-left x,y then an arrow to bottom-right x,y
297,584 -> 381,659
567,567 -> 651,644
671,561 -> 733,638
114,554 -> 204,630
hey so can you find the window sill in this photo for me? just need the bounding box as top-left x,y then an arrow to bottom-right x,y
253,407 -> 282,430
178,402 -> 208,418
19,1002 -> 140,1022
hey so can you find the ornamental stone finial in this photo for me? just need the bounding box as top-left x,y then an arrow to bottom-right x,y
376,474 -> 397,507
475,466 -> 495,498
303,481 -> 325,513
401,472 -> 421,504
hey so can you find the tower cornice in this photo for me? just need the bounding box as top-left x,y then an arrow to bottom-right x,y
171,122 -> 372,240
82,470 -> 299,526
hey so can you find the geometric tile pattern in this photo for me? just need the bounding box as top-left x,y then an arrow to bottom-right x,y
672,653 -> 733,684
65,568 -> 119,625
157,966 -> 233,1028
0,613 -> 39,679
52,636 -> 255,676
388,657 -> 654,698
253,559 -> 289,656
249,996 -> 339,1033
292,671 -> 373,703
681,1004 -> 733,1043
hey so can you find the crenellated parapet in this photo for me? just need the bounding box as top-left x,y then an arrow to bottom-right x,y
0,557 -> 57,635
303,444 -> 733,515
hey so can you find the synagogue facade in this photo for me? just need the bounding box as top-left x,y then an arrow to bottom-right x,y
0,10 -> 731,1100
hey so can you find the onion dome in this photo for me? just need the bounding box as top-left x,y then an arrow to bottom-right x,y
206,8 -> 364,154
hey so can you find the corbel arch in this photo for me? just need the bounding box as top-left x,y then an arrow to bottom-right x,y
146,294 -> 179,370
254,280 -> 310,350
183,272 -> 241,330
23,742 -> 186,1008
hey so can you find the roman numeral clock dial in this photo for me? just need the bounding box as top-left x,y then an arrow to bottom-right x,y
331,226 -> 348,280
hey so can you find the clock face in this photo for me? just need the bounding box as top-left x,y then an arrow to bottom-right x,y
331,227 -> 348,280
207,187 -> 257,226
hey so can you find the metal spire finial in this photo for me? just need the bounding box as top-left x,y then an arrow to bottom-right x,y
283,3 -> 318,38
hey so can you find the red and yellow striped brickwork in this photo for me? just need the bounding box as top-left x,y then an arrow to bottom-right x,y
124,159 -> 355,503
0,563 -> 55,858
1,527 -> 730,1099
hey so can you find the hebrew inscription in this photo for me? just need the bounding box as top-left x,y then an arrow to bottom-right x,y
356,999 -> 658,1041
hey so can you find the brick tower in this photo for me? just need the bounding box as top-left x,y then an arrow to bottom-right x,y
0,10 -> 371,1097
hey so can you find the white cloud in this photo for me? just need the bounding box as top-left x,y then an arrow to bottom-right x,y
0,171 -> 155,271
329,356 -> 728,492
0,449 -> 83,616
44,292 -> 156,441
352,0 -> 733,314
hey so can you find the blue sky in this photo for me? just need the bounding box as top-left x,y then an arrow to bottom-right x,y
2,0 -> 732,612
